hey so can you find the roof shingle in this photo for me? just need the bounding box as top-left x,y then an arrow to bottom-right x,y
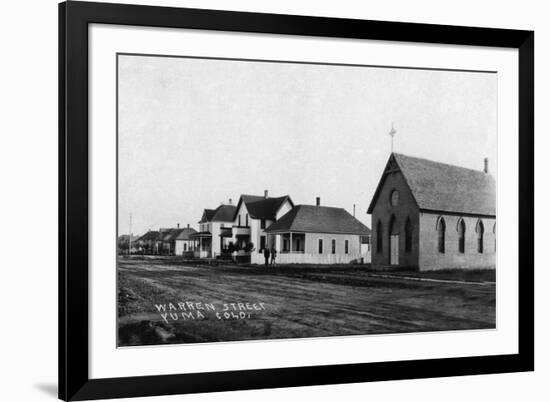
266,205 -> 371,235
243,195 -> 293,220
160,228 -> 184,241
137,230 -> 160,242
211,205 -> 237,222
174,228 -> 197,240
199,205 -> 237,223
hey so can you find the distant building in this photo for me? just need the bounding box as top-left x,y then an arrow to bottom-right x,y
135,230 -> 160,254
367,153 -> 496,270
136,224 -> 196,255
174,225 -> 197,255
117,234 -> 139,255
159,227 -> 184,255
232,191 -> 294,264
265,198 -> 371,264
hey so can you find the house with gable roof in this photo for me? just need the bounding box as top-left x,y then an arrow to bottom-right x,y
231,190 -> 294,264
367,153 -> 496,270
174,225 -> 197,255
265,197 -> 371,264
135,230 -> 161,254
159,227 -> 185,255
191,202 -> 237,258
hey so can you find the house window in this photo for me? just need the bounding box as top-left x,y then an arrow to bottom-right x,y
476,219 -> 484,253
437,217 -> 446,253
184,243 -> 187,252
261,219 -> 266,229
376,221 -> 383,253
458,218 -> 466,254
238,215 -> 241,226
332,239 -> 336,254
283,239 -> 289,252
318,239 -> 323,254
405,217 -> 412,253
246,214 -> 249,227
345,240 -> 349,254
360,235 -> 370,251
260,236 -> 266,252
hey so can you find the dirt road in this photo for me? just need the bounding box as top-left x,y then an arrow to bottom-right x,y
117,258 -> 495,346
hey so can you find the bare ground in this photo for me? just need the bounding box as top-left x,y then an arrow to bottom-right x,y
117,257 -> 496,346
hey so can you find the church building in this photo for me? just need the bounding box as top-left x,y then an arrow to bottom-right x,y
367,153 -> 496,270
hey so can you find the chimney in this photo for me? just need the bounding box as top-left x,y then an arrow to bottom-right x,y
483,157 -> 489,174
187,223 -> 190,229
177,223 -> 180,229
353,204 -> 356,217
316,197 -> 320,206
228,198 -> 233,205
264,189 -> 268,198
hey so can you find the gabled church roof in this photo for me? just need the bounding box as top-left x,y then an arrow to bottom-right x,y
266,205 -> 371,235
367,153 -> 496,216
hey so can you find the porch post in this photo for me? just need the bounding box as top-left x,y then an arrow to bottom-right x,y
290,232 -> 293,253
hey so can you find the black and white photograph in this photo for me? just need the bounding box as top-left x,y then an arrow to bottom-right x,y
117,54 -> 497,347
0,0 -> 543,399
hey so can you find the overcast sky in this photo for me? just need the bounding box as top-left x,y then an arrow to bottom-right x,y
118,54 -> 497,236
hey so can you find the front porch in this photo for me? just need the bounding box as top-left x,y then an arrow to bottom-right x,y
274,232 -> 305,254
191,232 -> 212,259
218,227 -> 234,259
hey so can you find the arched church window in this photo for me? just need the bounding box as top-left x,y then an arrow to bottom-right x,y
476,219 -> 485,253
437,217 -> 446,253
458,218 -> 466,254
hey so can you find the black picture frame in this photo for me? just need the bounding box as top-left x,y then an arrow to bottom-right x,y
59,1 -> 534,400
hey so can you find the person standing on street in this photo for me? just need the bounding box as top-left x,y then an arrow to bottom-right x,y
270,246 -> 277,266
263,246 -> 270,268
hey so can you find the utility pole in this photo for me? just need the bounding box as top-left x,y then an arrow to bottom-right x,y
128,213 -> 132,255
